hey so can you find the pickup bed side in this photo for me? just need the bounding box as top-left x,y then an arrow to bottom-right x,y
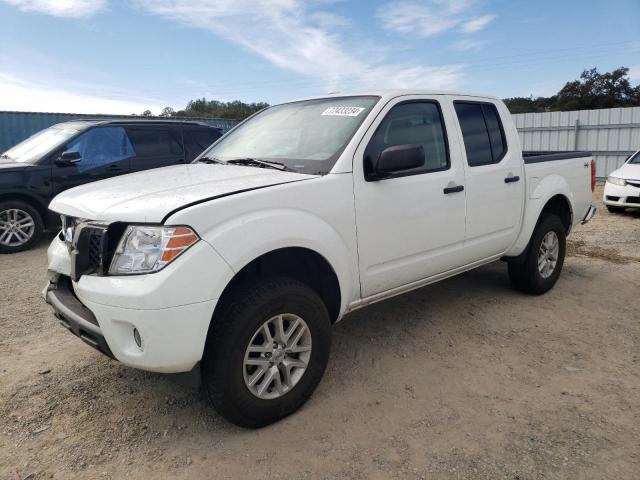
507,152 -> 595,257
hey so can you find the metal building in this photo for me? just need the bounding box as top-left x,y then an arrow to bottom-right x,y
513,106 -> 640,178
0,111 -> 239,153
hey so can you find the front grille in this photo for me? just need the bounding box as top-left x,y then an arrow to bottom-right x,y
88,230 -> 103,271
626,196 -> 640,204
68,222 -> 109,281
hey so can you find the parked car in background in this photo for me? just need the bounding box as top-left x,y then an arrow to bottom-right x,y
44,91 -> 596,427
0,120 -> 222,253
603,149 -> 640,213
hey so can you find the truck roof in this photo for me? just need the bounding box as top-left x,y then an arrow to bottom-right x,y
52,119 -> 219,130
290,89 -> 501,103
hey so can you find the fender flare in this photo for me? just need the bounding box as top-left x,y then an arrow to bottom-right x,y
199,207 -> 358,315
506,174 -> 574,257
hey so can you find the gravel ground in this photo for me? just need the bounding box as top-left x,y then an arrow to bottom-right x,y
1,185 -> 639,479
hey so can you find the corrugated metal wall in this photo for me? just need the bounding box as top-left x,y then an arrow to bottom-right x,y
513,107 -> 640,178
0,111 -> 239,153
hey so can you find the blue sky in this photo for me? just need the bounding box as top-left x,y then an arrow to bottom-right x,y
0,0 -> 638,114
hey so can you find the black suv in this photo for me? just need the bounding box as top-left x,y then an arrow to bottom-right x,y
0,120 -> 222,253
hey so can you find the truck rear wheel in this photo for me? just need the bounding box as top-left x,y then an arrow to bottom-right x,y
0,200 -> 43,254
201,277 -> 331,428
508,213 -> 566,295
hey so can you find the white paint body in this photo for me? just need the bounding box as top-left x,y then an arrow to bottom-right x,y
602,152 -> 640,209
46,91 -> 595,373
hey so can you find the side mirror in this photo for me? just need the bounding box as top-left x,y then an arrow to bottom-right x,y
367,144 -> 425,180
55,150 -> 81,166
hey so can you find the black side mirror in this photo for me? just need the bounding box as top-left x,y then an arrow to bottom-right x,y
367,144 -> 425,180
55,150 -> 81,166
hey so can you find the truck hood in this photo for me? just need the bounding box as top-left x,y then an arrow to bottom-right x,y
615,162 -> 640,180
49,163 -> 317,223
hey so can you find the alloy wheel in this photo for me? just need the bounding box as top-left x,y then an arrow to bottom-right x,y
243,313 -> 312,400
0,208 -> 35,247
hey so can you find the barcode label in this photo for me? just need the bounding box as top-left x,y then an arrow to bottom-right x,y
321,106 -> 365,117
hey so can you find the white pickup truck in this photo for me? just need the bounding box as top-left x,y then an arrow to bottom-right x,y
44,90 -> 596,427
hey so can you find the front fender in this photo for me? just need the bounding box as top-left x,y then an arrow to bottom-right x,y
200,207 -> 357,315
506,174 -> 574,257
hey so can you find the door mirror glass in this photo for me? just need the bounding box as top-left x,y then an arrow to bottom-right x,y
370,144 -> 425,180
55,150 -> 82,166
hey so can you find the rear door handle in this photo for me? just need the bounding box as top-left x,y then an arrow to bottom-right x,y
443,185 -> 464,194
504,175 -> 520,183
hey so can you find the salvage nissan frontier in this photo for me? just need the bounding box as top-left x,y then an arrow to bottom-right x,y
44,90 -> 597,427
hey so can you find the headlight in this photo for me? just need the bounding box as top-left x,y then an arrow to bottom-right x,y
607,176 -> 626,187
109,225 -> 199,275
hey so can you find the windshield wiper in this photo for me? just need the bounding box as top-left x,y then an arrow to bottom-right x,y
196,156 -> 224,164
226,158 -> 290,171
0,154 -> 11,160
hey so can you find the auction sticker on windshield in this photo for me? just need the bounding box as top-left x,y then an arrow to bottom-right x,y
321,106 -> 365,117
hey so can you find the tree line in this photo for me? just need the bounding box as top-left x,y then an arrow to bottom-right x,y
140,67 -> 639,119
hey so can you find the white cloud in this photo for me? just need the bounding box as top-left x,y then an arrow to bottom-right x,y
377,0 -> 471,37
132,0 -> 464,91
0,72 -> 163,114
377,1 -> 495,37
460,14 -> 496,33
451,38 -> 487,51
629,65 -> 640,83
1,0 -> 106,17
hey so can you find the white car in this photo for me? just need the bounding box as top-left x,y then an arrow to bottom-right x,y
44,91 -> 596,427
603,150 -> 640,212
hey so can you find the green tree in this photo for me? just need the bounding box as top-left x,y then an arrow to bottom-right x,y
504,67 -> 640,113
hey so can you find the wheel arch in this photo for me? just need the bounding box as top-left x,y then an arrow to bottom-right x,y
505,174 -> 575,258
212,246 -> 343,326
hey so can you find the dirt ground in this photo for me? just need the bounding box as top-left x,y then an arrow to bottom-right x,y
1,185 -> 639,480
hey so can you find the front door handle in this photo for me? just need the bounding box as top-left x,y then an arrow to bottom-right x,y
443,185 -> 464,194
504,175 -> 520,183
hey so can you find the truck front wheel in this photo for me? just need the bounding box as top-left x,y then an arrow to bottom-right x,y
508,213 -> 566,295
201,277 -> 332,428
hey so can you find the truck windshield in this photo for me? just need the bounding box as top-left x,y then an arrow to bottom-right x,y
200,96 -> 379,175
2,126 -> 79,163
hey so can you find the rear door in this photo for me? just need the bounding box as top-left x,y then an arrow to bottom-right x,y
125,124 -> 185,172
51,126 -> 134,197
184,125 -> 222,161
450,98 -> 524,261
353,95 -> 467,297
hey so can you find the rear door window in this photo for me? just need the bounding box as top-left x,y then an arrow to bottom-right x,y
184,127 -> 222,161
125,126 -> 184,170
454,102 -> 507,166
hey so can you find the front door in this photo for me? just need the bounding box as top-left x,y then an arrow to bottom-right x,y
353,97 -> 467,297
51,126 -> 134,197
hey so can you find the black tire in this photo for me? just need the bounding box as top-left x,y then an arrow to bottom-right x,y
606,205 -> 626,214
201,276 -> 332,428
508,213 -> 566,295
0,200 -> 44,254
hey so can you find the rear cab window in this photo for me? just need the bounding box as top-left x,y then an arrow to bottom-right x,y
454,101 -> 507,166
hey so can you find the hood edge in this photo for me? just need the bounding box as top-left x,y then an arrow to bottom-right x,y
161,178 -> 312,224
